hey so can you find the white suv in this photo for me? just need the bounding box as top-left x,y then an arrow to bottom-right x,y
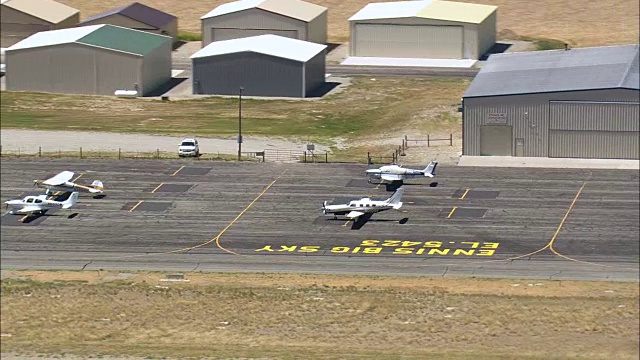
178,138 -> 200,157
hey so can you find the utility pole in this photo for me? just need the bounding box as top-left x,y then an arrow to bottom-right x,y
238,86 -> 243,161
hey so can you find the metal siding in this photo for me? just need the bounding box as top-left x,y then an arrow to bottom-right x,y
7,43 -> 96,94
211,27 -> 297,41
193,52 -> 303,97
52,12 -> 79,30
1,6 -> 51,47
476,11 -> 496,59
549,131 -> 639,159
94,47 -> 141,95
202,8 -> 306,46
549,101 -> 639,131
78,14 -> 152,32
353,23 -> 463,58
463,23 -> 477,59
304,50 -> 325,97
140,39 -> 172,95
463,89 -> 640,157
306,9 -> 327,44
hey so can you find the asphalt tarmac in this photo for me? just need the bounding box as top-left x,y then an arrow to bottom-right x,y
1,158 -> 638,281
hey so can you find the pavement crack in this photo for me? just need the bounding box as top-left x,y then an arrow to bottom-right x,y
442,266 -> 449,277
548,271 -> 562,280
81,261 -> 93,271
192,262 -> 201,272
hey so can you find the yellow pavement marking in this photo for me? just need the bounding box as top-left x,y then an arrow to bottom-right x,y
150,183 -> 164,193
446,207 -> 457,219
407,201 -> 415,204
18,215 -> 29,222
459,189 -> 470,200
171,166 -> 185,176
129,200 -> 143,212
342,219 -> 351,227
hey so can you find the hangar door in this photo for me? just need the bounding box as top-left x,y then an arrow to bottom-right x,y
549,101 -> 639,159
353,24 -> 463,58
480,125 -> 512,156
211,28 -> 298,42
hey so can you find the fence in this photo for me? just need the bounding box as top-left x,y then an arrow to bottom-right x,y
404,134 -> 453,148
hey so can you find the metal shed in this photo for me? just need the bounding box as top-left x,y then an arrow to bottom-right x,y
348,0 -> 496,59
462,45 -> 640,160
200,0 -> 327,46
191,34 -> 326,98
77,2 -> 178,44
1,0 -> 80,47
5,24 -> 172,96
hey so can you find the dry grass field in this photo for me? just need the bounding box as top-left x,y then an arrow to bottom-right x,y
57,0 -> 640,46
1,271 -> 638,359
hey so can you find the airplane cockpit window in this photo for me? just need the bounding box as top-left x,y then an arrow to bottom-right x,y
35,199 -> 42,203
26,198 -> 34,203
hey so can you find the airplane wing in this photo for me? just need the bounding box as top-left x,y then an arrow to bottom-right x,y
346,211 -> 365,219
381,173 -> 404,181
43,171 -> 74,186
15,206 -> 43,214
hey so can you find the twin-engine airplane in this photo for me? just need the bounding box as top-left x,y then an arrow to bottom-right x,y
5,192 -> 79,215
34,171 -> 104,195
322,186 -> 405,221
366,160 -> 437,183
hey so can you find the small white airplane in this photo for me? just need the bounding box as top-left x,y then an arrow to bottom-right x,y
322,187 -> 405,221
34,171 -> 104,195
366,160 -> 437,183
5,191 -> 79,215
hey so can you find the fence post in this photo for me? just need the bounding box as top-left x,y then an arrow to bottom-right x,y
156,148 -> 160,159
427,134 -> 431,147
449,133 -> 453,146
118,148 -> 121,160
79,147 -> 82,159
304,151 -> 307,163
367,152 -> 371,165
38,146 -> 42,157
325,152 -> 328,163
262,151 -> 265,162
404,135 -> 408,149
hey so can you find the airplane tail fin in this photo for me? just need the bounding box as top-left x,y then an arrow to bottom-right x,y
386,186 -> 405,209
423,161 -> 438,177
90,180 -> 104,193
61,192 -> 79,209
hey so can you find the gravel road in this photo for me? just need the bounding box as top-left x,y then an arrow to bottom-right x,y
0,129 -> 328,155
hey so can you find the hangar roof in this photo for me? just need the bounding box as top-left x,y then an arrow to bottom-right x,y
79,2 -> 176,29
201,0 -> 327,22
6,24 -> 170,56
1,0 -> 79,24
349,0 -> 496,24
464,45 -> 640,98
191,34 -> 327,62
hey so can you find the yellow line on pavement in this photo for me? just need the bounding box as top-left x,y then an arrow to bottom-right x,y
447,207 -> 457,219
129,200 -> 143,212
459,189 -> 470,200
150,183 -> 163,193
171,166 -> 185,176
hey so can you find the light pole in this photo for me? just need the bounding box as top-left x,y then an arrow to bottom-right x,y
238,86 -> 243,161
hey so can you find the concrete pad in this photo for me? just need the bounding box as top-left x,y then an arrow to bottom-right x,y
179,167 -> 211,176
458,156 -> 640,170
154,184 -> 193,193
440,207 -> 487,219
131,201 -> 172,212
465,190 -> 500,199
341,56 -> 477,68
346,178 -> 371,188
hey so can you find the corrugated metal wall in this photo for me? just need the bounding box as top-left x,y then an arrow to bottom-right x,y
548,101 -> 639,159
463,89 -> 640,158
6,43 -> 142,95
1,6 -> 51,47
210,28 -> 297,42
476,11 -> 496,58
192,52 -> 305,97
79,15 -> 178,43
352,23 -> 463,58
306,10 -> 327,44
201,8 -> 306,45
140,40 -> 172,96
303,50 -> 325,96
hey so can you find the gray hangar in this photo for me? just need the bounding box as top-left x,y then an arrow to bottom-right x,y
5,24 -> 172,96
348,0 -> 497,59
191,34 -> 327,98
200,0 -> 327,46
462,45 -> 640,159
1,0 -> 80,47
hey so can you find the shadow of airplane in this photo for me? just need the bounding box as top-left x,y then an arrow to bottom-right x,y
384,181 -> 438,192
93,194 -> 107,199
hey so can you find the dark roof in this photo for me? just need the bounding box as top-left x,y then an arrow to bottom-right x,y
80,2 -> 176,29
464,44 -> 640,98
